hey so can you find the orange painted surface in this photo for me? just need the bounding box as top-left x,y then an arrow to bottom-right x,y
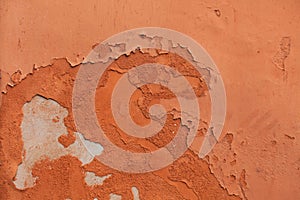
0,1 -> 300,199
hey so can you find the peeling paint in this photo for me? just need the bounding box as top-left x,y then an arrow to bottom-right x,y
14,95 -> 103,190
0,50 -> 238,199
1,2 -> 300,198
84,172 -> 111,186
73,28 -> 226,174
207,132 -> 246,198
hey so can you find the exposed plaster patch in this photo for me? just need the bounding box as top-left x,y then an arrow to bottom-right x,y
109,193 -> 122,200
0,52 -> 237,199
131,186 -> 140,200
14,95 -> 103,190
84,172 -> 111,186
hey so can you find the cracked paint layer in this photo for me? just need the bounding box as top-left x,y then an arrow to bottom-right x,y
0,36 -> 299,199
1,1 -> 300,198
73,28 -> 226,174
207,133 -> 247,198
0,57 -> 238,199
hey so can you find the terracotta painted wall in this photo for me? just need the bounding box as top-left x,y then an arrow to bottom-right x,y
0,0 -> 299,199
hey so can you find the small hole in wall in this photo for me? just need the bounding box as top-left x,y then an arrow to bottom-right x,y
214,9 -> 221,17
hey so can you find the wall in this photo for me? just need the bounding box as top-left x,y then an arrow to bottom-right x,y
0,1 -> 300,199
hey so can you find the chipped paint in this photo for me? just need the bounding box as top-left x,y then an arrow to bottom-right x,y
1,1 -> 300,199
131,187 -> 140,200
84,172 -> 111,186
73,28 -> 226,173
14,95 -> 103,190
109,193 -> 122,200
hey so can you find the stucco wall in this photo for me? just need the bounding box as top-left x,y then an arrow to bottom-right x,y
0,1 -> 299,199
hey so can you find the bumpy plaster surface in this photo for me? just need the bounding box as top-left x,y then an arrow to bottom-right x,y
1,2 -> 299,196
73,28 -> 226,175
0,56 -> 239,199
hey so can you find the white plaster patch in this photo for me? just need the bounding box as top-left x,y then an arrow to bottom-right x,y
14,95 -> 103,190
109,194 -> 122,200
84,172 -> 111,186
131,186 -> 140,200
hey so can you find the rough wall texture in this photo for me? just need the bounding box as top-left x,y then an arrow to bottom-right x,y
0,0 -> 300,200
